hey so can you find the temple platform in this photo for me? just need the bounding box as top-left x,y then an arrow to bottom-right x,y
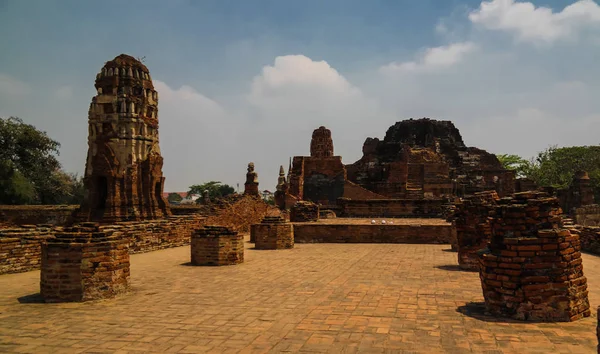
2,237 -> 598,352
292,218 -> 454,244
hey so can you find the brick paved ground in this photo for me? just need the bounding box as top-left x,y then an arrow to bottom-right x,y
1,235 -> 599,353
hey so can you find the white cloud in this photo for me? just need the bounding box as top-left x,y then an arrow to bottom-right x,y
247,54 -> 386,148
0,74 -> 30,97
380,42 -> 476,74
469,0 -> 600,44
154,55 -> 389,191
248,55 -> 362,106
153,80 -> 240,191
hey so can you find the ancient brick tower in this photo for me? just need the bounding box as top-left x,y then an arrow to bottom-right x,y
310,126 -> 334,157
75,54 -> 171,222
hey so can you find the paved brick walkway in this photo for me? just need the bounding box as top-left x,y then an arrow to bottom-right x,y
1,236 -> 599,353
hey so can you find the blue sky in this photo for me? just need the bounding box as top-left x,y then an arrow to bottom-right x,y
1,0 -> 599,191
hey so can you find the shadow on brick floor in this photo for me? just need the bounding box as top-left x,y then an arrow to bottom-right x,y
435,264 -> 478,272
17,293 -> 44,304
457,301 -> 549,323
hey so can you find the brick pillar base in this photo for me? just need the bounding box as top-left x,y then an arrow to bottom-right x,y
191,226 -> 244,266
40,223 -> 130,303
252,216 -> 294,250
479,194 -> 590,322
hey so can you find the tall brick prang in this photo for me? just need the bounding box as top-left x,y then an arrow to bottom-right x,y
74,54 -> 171,223
40,223 -> 130,302
310,126 -> 334,158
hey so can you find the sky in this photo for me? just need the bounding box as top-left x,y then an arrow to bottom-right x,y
0,0 -> 599,192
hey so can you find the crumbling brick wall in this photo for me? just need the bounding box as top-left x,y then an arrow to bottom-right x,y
578,226 -> 600,255
451,191 -> 498,270
293,223 -> 454,244
0,214 -> 205,275
202,195 -> 275,233
0,225 -> 55,274
337,198 -> 446,218
574,204 -> 600,227
0,205 -> 78,226
290,201 -> 319,222
478,192 -> 590,321
115,215 -> 205,254
289,155 -> 347,206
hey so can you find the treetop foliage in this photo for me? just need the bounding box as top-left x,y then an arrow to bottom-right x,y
0,116 -> 84,205
167,192 -> 183,203
498,145 -> 600,201
188,181 -> 235,203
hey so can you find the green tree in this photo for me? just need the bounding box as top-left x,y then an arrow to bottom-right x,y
45,171 -> 85,205
526,146 -> 600,192
188,181 -> 235,202
0,161 -> 36,204
0,116 -> 83,205
496,154 -> 532,178
167,192 -> 183,203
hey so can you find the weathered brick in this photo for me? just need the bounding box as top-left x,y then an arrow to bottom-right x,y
477,193 -> 590,322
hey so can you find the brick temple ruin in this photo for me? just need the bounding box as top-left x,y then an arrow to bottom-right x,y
285,126 -> 384,207
346,118 -> 515,199
1,53 -> 600,343
276,119 -> 515,218
74,54 -> 171,223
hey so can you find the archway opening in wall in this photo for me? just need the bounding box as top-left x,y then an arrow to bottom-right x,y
97,176 -> 108,209
155,181 -> 167,211
155,182 -> 161,198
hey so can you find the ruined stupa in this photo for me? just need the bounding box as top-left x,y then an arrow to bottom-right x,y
74,54 -> 171,222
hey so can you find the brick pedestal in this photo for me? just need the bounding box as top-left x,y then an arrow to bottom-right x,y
252,216 -> 294,250
479,193 -> 590,321
40,223 -> 130,302
191,226 -> 244,266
